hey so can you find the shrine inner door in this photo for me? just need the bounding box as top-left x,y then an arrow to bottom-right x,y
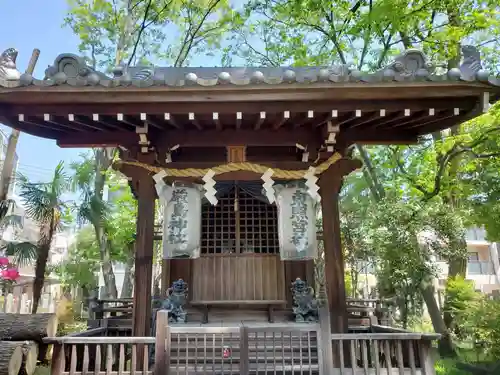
191,183 -> 286,302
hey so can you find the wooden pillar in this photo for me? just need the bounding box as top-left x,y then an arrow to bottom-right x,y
133,172 -> 156,339
318,158 -> 362,334
161,259 -> 170,296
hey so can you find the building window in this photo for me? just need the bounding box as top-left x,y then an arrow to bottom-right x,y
466,228 -> 486,241
435,253 -> 445,261
468,252 -> 479,262
201,186 -> 278,255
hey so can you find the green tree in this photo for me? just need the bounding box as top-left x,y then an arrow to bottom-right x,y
228,0 -> 500,356
106,171 -> 137,298
71,151 -> 119,298
64,0 -> 235,298
53,225 -> 100,294
13,162 -> 70,313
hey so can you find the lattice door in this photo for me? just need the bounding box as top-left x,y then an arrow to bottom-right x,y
191,185 -> 285,301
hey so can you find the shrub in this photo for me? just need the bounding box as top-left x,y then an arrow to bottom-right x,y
435,358 -> 469,375
443,276 -> 481,339
464,297 -> 500,360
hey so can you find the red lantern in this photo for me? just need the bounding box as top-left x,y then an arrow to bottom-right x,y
0,257 -> 8,266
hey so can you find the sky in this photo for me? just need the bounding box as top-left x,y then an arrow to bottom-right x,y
0,0 -> 236,184
1,0 -> 86,183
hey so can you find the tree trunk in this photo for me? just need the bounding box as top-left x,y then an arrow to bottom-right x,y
0,130 -> 20,201
0,313 -> 58,340
120,242 -> 135,298
420,281 -> 455,357
97,230 -> 118,299
94,148 -> 118,299
14,341 -> 38,375
31,221 -> 55,314
0,342 -> 23,375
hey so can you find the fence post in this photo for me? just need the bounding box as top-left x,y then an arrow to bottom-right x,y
239,326 -> 249,375
155,310 -> 169,375
20,293 -> 28,313
2,290 -> 7,312
51,343 -> 65,375
419,338 -> 437,375
317,284 -> 333,375
5,293 -> 13,312
14,287 -> 22,313
318,304 -> 333,375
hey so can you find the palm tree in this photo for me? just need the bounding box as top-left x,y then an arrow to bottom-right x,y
15,162 -> 70,313
71,151 -> 118,299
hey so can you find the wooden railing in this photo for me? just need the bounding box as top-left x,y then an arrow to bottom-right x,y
347,298 -> 395,327
154,310 -> 439,375
1,287 -> 57,313
47,308 -> 438,375
45,328 -> 155,375
87,297 -> 134,329
329,332 -> 437,374
319,304 -> 438,375
154,311 -> 320,375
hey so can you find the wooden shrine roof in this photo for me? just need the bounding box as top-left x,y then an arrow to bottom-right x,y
0,46 -> 499,151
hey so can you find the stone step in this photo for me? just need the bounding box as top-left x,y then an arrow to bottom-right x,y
167,355 -> 319,363
164,363 -> 320,374
169,345 -> 318,352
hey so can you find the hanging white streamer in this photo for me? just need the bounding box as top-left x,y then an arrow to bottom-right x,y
202,169 -> 218,205
261,168 -> 276,204
153,170 -> 168,197
304,167 -> 320,202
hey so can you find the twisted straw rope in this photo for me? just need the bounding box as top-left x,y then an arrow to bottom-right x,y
118,152 -> 342,179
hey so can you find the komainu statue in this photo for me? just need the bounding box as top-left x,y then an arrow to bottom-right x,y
160,279 -> 188,323
0,48 -> 21,81
291,278 -> 318,322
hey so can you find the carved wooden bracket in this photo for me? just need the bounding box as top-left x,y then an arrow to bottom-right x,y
227,146 -> 246,163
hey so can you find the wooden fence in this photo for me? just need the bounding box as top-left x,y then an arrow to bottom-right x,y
45,298 -> 439,375
0,289 -> 57,313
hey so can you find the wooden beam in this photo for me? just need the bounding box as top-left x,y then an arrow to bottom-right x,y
57,128 -> 323,148
1,82 -> 490,105
5,97 -> 477,117
336,129 -> 420,145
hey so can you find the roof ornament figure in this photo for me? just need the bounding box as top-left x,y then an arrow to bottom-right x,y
381,49 -> 434,80
0,48 -> 21,82
44,53 -> 108,85
460,45 -> 488,81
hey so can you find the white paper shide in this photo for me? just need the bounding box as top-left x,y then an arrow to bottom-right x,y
157,181 -> 203,259
275,184 -> 318,260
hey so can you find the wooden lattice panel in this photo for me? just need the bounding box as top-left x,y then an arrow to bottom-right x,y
239,192 -> 278,254
201,186 -> 279,254
201,190 -> 237,254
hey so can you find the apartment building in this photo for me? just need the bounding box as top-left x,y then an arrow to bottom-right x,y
353,227 -> 500,296
435,227 -> 500,293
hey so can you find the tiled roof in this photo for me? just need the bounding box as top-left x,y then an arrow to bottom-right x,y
0,45 -> 499,89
